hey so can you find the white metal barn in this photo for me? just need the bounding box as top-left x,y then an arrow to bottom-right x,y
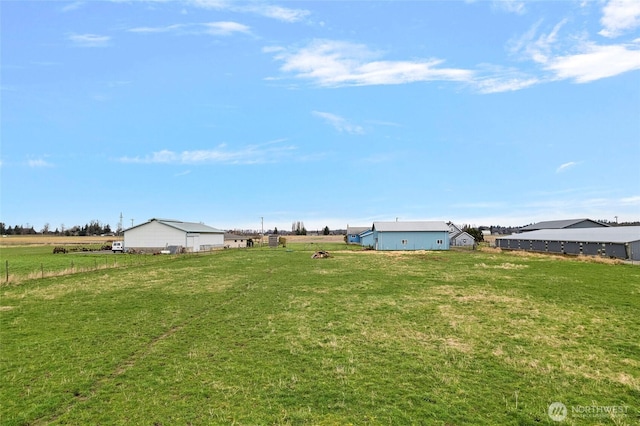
124,218 -> 224,253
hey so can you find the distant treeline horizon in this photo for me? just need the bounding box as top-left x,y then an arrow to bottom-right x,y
2,219 -> 638,237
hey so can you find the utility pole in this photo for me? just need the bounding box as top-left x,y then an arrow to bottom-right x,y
261,217 -> 264,247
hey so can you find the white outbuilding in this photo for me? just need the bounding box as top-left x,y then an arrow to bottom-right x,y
124,218 -> 224,253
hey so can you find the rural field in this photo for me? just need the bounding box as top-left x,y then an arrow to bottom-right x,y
1,239 -> 638,425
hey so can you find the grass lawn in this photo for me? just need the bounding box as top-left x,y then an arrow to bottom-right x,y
0,245 -> 167,284
1,244 -> 638,425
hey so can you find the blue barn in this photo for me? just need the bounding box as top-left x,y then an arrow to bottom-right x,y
361,221 -> 450,251
346,226 -> 371,244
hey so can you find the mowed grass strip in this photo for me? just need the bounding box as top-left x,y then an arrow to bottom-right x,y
1,246 -> 639,425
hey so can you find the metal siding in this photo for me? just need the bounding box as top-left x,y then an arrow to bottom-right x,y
566,220 -> 608,229
347,234 -> 361,244
360,232 -> 374,247
629,241 -> 640,261
582,242 -> 601,256
375,230 -> 448,251
501,227 -> 640,244
125,221 -> 224,251
125,221 -> 186,249
531,240 -> 546,252
603,243 -> 627,259
564,242 -> 580,255
547,241 -> 563,254
451,232 -> 475,247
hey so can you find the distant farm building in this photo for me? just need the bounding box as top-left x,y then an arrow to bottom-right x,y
124,218 -> 224,253
447,222 -> 475,247
346,226 -> 370,244
520,218 -> 608,232
360,221 -> 450,251
496,226 -> 640,261
450,231 -> 476,247
224,233 -> 248,248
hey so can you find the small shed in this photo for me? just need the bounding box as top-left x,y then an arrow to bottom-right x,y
124,218 -> 224,253
224,233 -> 248,248
450,231 -> 475,247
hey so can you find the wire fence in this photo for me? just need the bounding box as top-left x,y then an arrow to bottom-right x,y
2,254 -> 168,285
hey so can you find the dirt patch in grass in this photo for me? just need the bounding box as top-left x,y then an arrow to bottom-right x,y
474,262 -> 528,270
442,336 -> 472,353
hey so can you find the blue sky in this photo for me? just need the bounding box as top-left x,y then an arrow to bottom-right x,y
2,0 -> 639,232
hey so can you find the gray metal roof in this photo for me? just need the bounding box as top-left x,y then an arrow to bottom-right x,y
347,226 -> 370,234
129,218 -> 224,234
520,218 -> 608,231
497,226 -> 640,244
373,221 -> 450,232
224,233 -> 247,239
451,231 -> 476,241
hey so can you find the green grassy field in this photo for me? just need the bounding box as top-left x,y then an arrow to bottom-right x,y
1,244 -> 638,425
0,245 -> 168,284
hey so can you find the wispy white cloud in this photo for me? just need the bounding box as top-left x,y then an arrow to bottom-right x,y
556,161 -> 578,173
492,0 -> 526,15
267,39 -> 474,88
599,0 -> 640,38
118,140 -> 296,165
61,1 -> 85,12
186,0 -> 310,22
312,111 -> 364,134
474,74 -> 539,94
511,18 -> 640,83
544,41 -> 640,83
203,21 -> 250,35
241,4 -> 310,23
27,158 -> 54,168
129,21 -> 250,36
68,33 -> 111,47
128,23 -> 184,33
620,195 -> 640,205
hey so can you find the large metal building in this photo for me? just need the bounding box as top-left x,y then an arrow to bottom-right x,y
360,221 -> 450,251
124,218 -> 224,253
520,218 -> 608,232
496,226 -> 640,261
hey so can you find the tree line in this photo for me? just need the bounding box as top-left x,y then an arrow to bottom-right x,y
0,220 -> 118,236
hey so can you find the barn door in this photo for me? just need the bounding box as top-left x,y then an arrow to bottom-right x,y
187,233 -> 200,252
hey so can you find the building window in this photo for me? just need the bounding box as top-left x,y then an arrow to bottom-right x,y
401,239 -> 408,245
437,239 -> 443,245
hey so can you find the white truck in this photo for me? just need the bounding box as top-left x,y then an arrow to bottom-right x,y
111,241 -> 125,253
